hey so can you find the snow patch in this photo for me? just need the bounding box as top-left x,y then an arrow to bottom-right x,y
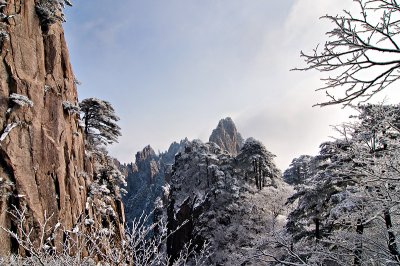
9,93 -> 33,107
0,122 -> 20,143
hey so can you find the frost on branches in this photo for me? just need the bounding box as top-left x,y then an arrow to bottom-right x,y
295,0 -> 400,106
0,206 -> 211,265
35,0 -> 72,27
79,98 -> 121,146
9,93 -> 33,108
167,138 -> 291,265
268,104 -> 400,265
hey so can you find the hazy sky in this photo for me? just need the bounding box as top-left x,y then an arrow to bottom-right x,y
63,0 -> 400,170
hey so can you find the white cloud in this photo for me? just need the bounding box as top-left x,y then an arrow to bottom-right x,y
68,1 -> 399,171
227,0 -> 359,169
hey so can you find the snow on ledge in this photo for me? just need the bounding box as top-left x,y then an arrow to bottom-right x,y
0,122 -> 20,143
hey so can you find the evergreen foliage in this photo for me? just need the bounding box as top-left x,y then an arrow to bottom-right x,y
281,104 -> 400,264
35,0 -> 72,26
79,98 -> 121,146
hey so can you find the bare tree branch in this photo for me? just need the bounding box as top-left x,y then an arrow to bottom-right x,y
294,0 -> 400,106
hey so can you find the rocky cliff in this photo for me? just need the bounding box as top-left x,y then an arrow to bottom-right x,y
123,145 -> 161,224
0,0 -> 123,256
123,140 -> 189,225
209,117 -> 244,156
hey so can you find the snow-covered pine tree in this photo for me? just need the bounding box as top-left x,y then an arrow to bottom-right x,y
79,98 -> 121,146
236,138 -> 281,189
79,98 -> 126,241
35,0 -> 72,27
281,104 -> 400,265
283,155 -> 314,185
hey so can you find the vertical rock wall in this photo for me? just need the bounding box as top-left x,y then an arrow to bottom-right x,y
0,0 -> 122,255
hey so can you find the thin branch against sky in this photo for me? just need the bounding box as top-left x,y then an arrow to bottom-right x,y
63,0 -> 399,169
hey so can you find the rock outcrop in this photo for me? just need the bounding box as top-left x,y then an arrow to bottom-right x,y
123,145 -> 162,224
209,117 -> 244,156
123,140 -> 189,225
0,0 -> 123,256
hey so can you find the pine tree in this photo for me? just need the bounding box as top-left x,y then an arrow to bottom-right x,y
284,104 -> 400,264
79,98 -> 122,146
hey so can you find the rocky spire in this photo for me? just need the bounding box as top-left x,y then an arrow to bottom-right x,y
209,117 -> 244,155
135,145 -> 159,184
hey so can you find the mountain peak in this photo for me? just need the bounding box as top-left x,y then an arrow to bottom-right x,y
209,117 -> 244,155
135,145 -> 157,163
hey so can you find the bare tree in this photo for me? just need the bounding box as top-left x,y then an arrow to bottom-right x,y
0,206 -> 211,265
295,0 -> 400,106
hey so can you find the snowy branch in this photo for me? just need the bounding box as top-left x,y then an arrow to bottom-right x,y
0,122 -> 20,143
9,93 -> 33,108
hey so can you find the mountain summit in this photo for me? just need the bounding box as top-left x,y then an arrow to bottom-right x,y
209,117 -> 244,155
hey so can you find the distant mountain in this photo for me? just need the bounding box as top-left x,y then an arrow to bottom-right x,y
209,117 -> 244,155
122,139 -> 189,225
122,117 -> 291,264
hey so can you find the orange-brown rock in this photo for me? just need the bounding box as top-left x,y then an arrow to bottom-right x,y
209,117 -> 244,156
0,0 -> 123,256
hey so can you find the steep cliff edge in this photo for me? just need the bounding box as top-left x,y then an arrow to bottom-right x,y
0,0 -> 123,255
123,140 -> 189,225
123,145 -> 162,224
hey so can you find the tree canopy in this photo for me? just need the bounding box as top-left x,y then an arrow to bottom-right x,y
281,104 -> 400,264
80,98 -> 121,146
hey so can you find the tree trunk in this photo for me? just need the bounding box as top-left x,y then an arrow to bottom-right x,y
384,208 -> 400,262
315,217 -> 321,240
353,218 -> 364,266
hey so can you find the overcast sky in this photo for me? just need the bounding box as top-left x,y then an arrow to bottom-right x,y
63,0 -> 400,170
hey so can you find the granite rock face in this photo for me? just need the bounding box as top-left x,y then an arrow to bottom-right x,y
123,140 -> 189,225
123,145 -> 161,224
209,117 -> 244,156
0,0 -> 123,255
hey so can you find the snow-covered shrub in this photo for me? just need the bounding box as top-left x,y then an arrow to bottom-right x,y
0,206 -> 211,265
89,182 -> 110,196
0,30 -> 9,48
74,77 -> 81,85
35,0 -> 72,27
9,93 -> 33,108
43,85 -> 51,93
62,101 -> 80,115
